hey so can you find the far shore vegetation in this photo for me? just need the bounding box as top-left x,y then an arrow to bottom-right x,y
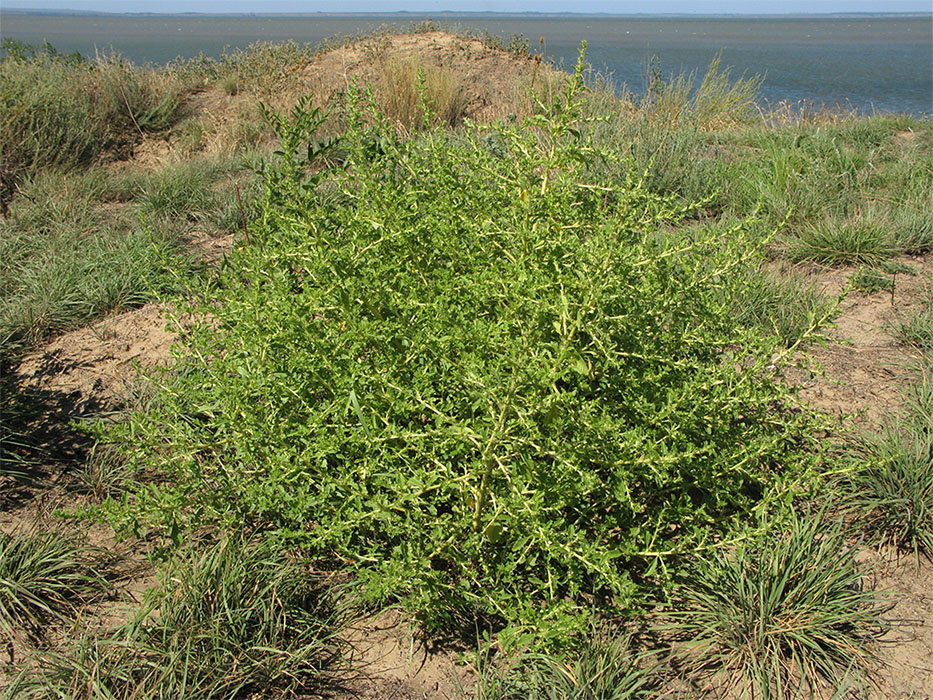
1,23 -> 931,699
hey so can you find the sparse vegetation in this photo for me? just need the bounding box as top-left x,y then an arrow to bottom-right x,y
7,537 -> 347,699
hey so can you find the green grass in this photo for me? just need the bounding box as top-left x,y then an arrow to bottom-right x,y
0,154 -> 260,358
841,365 -> 933,559
0,191 -> 189,356
0,42 -> 186,184
0,525 -> 113,652
852,266 -> 894,293
728,264 -> 836,347
888,283 -> 933,351
668,511 -> 887,700
785,213 -> 899,266
8,537 -> 347,699
473,628 -> 658,700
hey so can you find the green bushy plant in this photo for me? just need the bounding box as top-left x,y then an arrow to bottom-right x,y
102,49 -> 821,649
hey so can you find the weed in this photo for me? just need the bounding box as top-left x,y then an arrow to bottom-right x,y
889,307 -> 933,351
136,160 -> 224,222
643,54 -> 762,130
852,267 -> 893,293
669,511 -> 887,699
103,49 -> 824,649
0,207 -> 189,356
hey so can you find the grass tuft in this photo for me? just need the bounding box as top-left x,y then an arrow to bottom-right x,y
842,365 -> 933,559
669,511 -> 887,699
786,213 -> 898,266
474,628 -> 658,700
0,525 -> 112,651
12,537 -> 347,699
374,53 -> 468,131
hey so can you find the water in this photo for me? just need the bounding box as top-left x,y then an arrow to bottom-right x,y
2,12 -> 931,116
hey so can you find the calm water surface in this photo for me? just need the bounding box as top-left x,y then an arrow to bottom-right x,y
2,13 -> 931,116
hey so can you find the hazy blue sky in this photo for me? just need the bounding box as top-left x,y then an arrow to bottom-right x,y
3,0 -> 931,14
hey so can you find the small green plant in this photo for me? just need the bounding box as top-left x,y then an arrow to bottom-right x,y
842,365 -> 933,559
643,54 -> 762,130
137,159 -> 222,221
728,264 -> 836,347
852,266 -> 893,293
888,285 -> 933,351
0,525 -> 111,652
220,74 -> 239,96
668,511 -> 887,700
890,308 -> 933,351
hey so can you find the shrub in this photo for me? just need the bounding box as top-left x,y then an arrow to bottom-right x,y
103,50 -> 822,649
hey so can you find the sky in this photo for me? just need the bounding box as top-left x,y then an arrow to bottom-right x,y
3,0 -> 931,14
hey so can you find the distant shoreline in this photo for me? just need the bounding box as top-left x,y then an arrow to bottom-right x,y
2,8 -> 931,18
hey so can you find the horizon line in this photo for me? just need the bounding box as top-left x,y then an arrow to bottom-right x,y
2,7 -> 931,16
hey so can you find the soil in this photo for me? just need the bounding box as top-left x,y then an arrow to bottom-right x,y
1,31 -> 931,700
302,31 -> 558,124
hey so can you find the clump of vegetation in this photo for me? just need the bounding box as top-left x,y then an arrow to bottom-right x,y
727,265 -> 836,347
7,537 -> 346,699
474,628 -> 658,699
643,54 -> 763,130
841,365 -> 933,559
0,40 -> 186,183
786,214 -> 898,266
0,525 -> 113,653
374,54 -> 468,131
101,50 -> 823,649
852,266 -> 894,293
668,511 -> 887,699
889,285 -> 933,351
